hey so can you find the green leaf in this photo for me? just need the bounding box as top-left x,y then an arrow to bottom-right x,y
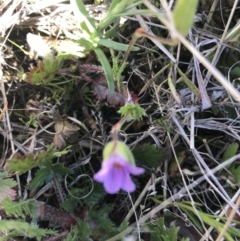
78,38 -> 95,52
29,163 -> 72,189
84,182 -> 106,205
62,190 -> 79,212
173,0 -> 199,36
132,144 -> 171,168
5,153 -> 45,174
88,205 -> 118,239
149,218 -> 182,241
229,165 -> 240,184
156,115 -> 171,132
182,208 -> 203,233
98,39 -> 139,51
0,172 -> 17,202
221,143 -> 239,163
226,24 -> 240,43
26,55 -> 63,85
0,172 -> 16,186
177,68 -> 200,97
53,145 -> 72,157
64,220 -> 90,241
97,0 -> 142,32
71,0 -> 96,36
177,202 -> 240,241
94,48 -> 114,93
98,8 -> 154,33
28,167 -> 49,188
107,0 -> 123,12
169,151 -> 186,176
50,163 -> 73,175
5,145 -> 56,174
1,197 -> 37,219
0,220 -> 56,240
102,21 -> 119,39
168,73 -> 181,104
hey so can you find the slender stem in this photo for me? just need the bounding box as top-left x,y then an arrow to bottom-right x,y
112,114 -> 129,141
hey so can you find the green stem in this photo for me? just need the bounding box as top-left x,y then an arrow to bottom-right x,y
112,114 -> 130,140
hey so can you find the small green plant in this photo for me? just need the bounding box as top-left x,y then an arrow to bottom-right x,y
26,54 -> 63,85
64,220 -> 91,241
63,205 -> 128,241
28,161 -> 72,189
25,114 -> 39,128
0,220 -> 56,241
5,145 -> 70,174
0,198 -> 57,240
118,103 -> 147,121
70,0 -> 151,93
149,218 -> 189,241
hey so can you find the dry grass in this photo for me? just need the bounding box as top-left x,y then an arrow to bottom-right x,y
0,0 -> 240,241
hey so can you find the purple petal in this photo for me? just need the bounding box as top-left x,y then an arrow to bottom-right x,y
104,167 -> 123,194
94,151 -> 144,194
94,159 -> 114,182
114,158 -> 143,174
94,169 -> 106,182
127,165 -> 145,175
121,170 -> 136,192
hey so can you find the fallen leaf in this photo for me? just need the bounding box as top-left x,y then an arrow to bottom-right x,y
53,121 -> 80,150
94,84 -> 125,106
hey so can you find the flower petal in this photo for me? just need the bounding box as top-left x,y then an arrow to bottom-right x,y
128,165 -> 145,175
94,158 -> 115,182
103,166 -> 123,194
94,169 -> 107,182
121,170 -> 136,192
94,144 -> 145,194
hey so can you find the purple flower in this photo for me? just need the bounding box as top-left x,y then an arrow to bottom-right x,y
94,141 -> 144,194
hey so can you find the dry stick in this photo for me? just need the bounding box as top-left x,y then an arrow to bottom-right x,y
167,131 -> 208,234
124,1 -> 240,239
190,66 -> 195,150
171,111 -> 237,211
0,64 -> 23,197
134,2 -> 240,212
175,31 -> 240,103
0,0 -> 21,36
194,55 -> 211,109
106,153 -> 240,241
14,121 -> 55,153
28,0 -> 66,14
130,7 -> 176,63
127,192 -> 141,241
124,178 -> 152,222
200,188 -> 240,241
216,195 -> 240,241
124,175 -> 165,222
203,0 -> 219,30
142,0 -> 240,103
204,0 -> 238,83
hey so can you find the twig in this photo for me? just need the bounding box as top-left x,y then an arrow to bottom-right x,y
106,153 -> 240,241
216,195 -> 240,241
204,0 -> 239,83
